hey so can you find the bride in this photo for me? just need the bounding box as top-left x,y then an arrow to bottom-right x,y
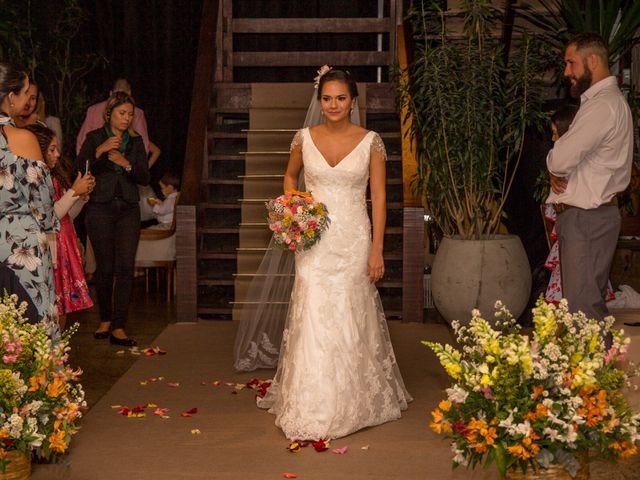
257,69 -> 411,441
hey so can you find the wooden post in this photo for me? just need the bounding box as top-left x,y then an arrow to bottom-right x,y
176,205 -> 197,322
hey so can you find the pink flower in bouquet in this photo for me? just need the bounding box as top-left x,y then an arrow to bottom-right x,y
266,191 -> 330,252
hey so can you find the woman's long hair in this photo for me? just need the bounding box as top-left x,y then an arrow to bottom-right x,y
23,123 -> 72,190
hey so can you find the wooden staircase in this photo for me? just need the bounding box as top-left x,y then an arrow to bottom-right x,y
179,0 -> 424,322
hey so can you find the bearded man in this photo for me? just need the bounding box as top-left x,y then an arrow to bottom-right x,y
546,32 -> 633,320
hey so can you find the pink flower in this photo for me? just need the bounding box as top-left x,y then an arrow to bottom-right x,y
3,354 -> 18,364
481,388 -> 492,399
604,347 -> 618,364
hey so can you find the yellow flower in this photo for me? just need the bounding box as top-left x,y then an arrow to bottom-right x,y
304,229 -> 315,238
443,361 -> 462,380
438,400 -> 452,412
48,429 -> 68,454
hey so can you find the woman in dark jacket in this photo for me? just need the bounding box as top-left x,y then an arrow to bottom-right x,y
76,91 -> 150,346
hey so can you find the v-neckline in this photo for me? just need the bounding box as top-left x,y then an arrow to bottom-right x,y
307,128 -> 371,169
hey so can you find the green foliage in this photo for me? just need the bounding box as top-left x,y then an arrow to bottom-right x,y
0,0 -> 104,157
397,0 -> 551,239
517,0 -> 640,80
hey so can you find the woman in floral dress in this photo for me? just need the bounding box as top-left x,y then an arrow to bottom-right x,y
0,62 -> 59,332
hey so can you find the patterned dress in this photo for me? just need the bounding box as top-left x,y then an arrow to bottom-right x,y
52,178 -> 93,315
0,115 -> 59,332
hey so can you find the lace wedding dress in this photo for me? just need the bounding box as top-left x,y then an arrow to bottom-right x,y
257,127 -> 412,440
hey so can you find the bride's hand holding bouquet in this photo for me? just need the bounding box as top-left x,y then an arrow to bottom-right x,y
266,190 -> 330,252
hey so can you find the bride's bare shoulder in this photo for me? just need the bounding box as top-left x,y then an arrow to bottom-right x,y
308,125 -> 324,135
351,124 -> 369,135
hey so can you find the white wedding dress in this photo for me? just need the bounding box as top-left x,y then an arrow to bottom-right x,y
257,127 -> 412,440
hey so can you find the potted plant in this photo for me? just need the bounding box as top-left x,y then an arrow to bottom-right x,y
425,298 -> 640,478
0,294 -> 85,478
397,0 -> 552,323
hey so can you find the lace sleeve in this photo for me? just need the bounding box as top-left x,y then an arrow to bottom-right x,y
289,129 -> 303,153
370,132 -> 387,161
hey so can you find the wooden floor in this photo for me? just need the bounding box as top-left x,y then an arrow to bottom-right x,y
29,293 -> 640,479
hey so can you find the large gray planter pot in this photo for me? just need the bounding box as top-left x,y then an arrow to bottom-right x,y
431,234 -> 531,325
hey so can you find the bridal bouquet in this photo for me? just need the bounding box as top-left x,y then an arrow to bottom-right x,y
266,190 -> 330,252
0,294 -> 85,472
425,298 -> 640,478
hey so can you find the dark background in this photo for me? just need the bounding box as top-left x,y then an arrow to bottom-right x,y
81,0 -> 204,181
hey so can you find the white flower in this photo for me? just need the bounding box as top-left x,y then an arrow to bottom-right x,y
446,385 -> 469,404
543,427 -> 560,441
451,443 -> 468,466
0,166 -> 14,190
313,65 -> 332,88
8,413 -> 24,437
26,165 -> 43,184
8,246 -> 41,272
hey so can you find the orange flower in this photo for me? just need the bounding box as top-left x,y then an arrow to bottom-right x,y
621,441 -> 638,460
28,373 -> 45,392
438,400 -> 452,412
46,377 -> 66,398
430,408 -> 452,434
48,429 -> 68,454
532,385 -> 544,399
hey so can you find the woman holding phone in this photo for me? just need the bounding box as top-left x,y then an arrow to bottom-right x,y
75,91 -> 149,346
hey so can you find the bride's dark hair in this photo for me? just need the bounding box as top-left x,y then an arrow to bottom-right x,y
317,70 -> 358,100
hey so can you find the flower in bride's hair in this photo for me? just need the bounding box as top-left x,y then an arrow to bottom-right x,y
314,65 -> 332,88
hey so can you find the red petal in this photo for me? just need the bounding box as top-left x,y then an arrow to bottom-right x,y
283,474 -> 297,479
180,407 -> 198,417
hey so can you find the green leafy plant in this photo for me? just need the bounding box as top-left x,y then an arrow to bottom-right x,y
397,0 -> 551,239
517,0 -> 640,67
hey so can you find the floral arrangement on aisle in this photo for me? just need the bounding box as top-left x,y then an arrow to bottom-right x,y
266,190 -> 330,252
425,298 -> 640,478
0,294 -> 85,472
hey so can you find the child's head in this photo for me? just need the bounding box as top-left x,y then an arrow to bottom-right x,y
550,104 -> 579,142
23,123 -> 58,169
159,172 -> 180,197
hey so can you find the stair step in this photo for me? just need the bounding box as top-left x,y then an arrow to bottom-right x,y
198,279 -> 235,286
205,179 -> 244,185
241,129 -> 297,133
209,132 -> 247,139
240,151 -> 289,155
233,273 -> 295,278
197,307 -> 233,314
199,203 -> 241,209
199,253 -> 237,260
209,154 -> 245,161
230,301 -> 289,305
238,174 -> 284,179
199,227 -> 240,234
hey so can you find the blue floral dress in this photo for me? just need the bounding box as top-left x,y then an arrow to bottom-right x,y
0,115 -> 59,332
